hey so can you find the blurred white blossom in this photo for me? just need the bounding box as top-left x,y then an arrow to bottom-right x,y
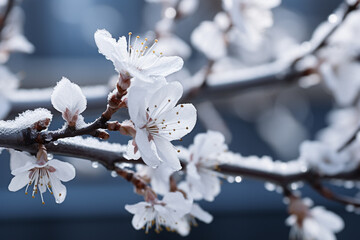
125,191 -> 192,233
222,0 -> 280,49
299,141 -> 357,175
178,131 -> 227,201
0,65 -> 19,119
175,203 -> 213,236
287,198 -> 344,240
135,164 -> 174,195
191,15 -> 228,60
0,7 -> 34,63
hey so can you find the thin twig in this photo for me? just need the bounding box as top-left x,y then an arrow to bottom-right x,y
0,0 -> 14,34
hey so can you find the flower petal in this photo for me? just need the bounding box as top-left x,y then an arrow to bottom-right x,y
162,192 -> 192,217
127,86 -> 148,127
51,77 -> 87,116
311,207 -> 344,233
147,81 -> 183,120
48,159 -> 76,182
135,128 -> 162,168
157,103 -> 197,141
8,171 -> 29,192
94,29 -> 118,64
191,203 -> 213,223
154,136 -> 181,171
125,202 -> 156,230
142,56 -> 184,77
49,174 -> 67,204
9,149 -> 36,172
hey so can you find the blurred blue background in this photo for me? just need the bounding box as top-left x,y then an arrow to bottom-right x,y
1,0 -> 359,239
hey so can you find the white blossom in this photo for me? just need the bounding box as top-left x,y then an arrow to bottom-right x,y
179,131 -> 227,201
51,77 -> 87,127
127,81 -> 197,170
94,29 -> 184,82
287,198 -> 344,240
8,150 -> 76,204
319,50 -> 360,106
299,141 -> 357,175
135,164 -> 175,195
0,7 -> 34,63
222,0 -> 280,49
155,34 -> 191,60
0,65 -> 19,119
125,191 -> 192,233
174,203 -> 213,236
191,19 -> 227,60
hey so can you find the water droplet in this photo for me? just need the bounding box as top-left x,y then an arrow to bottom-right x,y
111,171 -> 117,178
291,183 -> 299,190
92,162 -> 99,169
227,176 -> 234,183
346,204 -> 355,212
328,14 -> 338,24
47,154 -> 53,160
235,176 -> 242,183
265,182 -> 276,191
165,7 -> 176,19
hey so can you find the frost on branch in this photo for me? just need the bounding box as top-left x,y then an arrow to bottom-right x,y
8,149 -> 76,204
0,108 -> 52,132
51,77 -> 87,127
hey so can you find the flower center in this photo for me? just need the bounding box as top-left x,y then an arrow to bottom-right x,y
25,166 -> 55,204
127,32 -> 164,70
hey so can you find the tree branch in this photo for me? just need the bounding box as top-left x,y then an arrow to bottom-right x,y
0,0 -> 14,34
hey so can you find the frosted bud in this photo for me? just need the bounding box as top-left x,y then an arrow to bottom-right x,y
51,77 -> 87,127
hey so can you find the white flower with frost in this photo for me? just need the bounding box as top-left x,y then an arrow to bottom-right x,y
125,191 -> 192,233
8,150 -> 76,204
127,81 -> 197,170
0,6 -> 34,63
287,198 -> 344,240
299,141 -> 356,175
94,29 -> 183,82
179,131 -> 227,201
222,0 -> 280,49
51,77 -> 87,127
